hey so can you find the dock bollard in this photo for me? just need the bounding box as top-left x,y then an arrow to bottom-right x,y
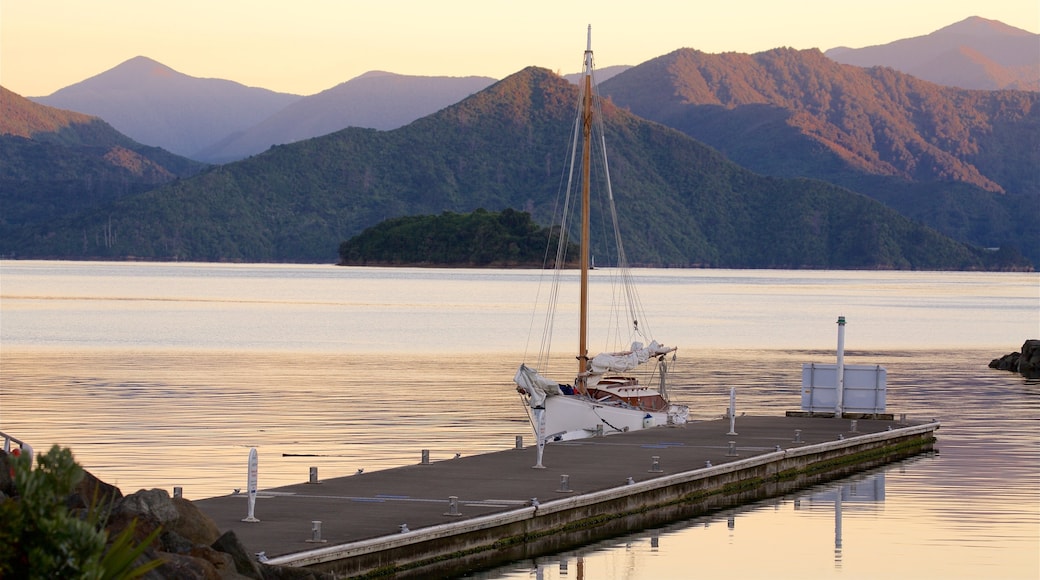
306,521 -> 327,543
794,429 -> 802,443
850,419 -> 858,433
444,496 -> 462,517
515,435 -> 523,450
308,467 -> 320,484
557,474 -> 573,493
648,456 -> 663,473
173,486 -> 182,499
727,441 -> 738,457
421,449 -> 430,465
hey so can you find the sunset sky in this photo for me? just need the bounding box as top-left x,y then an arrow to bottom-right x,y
2,0 -> 1037,97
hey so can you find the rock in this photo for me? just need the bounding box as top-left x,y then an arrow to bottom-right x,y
170,496 -> 222,546
1019,339 -> 1040,376
990,340 -> 1040,377
212,530 -> 264,580
68,467 -> 123,510
116,488 -> 181,524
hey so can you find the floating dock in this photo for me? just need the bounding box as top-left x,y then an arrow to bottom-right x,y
196,415 -> 938,578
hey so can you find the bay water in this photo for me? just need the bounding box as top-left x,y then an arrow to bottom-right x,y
1,261 -> 1037,578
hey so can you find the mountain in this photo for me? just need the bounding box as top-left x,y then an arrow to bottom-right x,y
0,86 -> 206,248
563,65 -> 631,84
598,47 -> 1040,265
3,68 -> 1002,270
826,16 -> 1040,91
196,71 -> 496,163
31,56 -> 301,159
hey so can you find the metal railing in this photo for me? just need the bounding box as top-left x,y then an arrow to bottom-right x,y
1,431 -> 34,464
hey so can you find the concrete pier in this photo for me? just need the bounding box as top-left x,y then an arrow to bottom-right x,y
195,416 -> 938,578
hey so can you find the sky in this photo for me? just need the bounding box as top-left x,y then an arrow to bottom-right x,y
2,0 -> 1038,97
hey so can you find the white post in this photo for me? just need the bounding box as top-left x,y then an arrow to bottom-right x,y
533,407 -> 546,469
835,316 -> 846,416
727,387 -> 738,435
242,447 -> 260,522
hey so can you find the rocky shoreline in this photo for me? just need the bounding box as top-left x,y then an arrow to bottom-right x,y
0,452 -> 333,579
989,339 -> 1040,378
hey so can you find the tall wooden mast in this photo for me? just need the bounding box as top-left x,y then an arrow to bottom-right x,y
578,25 -> 593,378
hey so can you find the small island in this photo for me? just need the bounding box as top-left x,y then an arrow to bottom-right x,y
337,208 -> 577,268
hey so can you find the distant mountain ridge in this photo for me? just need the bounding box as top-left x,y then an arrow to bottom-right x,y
31,56 -> 302,159
826,16 -> 1040,90
3,68 -> 1008,270
196,72 -> 497,163
599,47 -> 1040,264
1,86 -> 205,244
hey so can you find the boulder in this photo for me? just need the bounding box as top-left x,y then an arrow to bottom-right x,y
990,339 -> 1040,377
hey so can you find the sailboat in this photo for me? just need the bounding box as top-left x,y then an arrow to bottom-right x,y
513,27 -> 689,462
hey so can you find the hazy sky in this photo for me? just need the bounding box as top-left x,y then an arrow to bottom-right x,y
2,0 -> 1037,97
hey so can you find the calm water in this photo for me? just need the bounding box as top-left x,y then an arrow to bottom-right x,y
1,261 -> 1037,579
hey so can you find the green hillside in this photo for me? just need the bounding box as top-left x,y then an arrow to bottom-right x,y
0,86 -> 207,248
599,48 -> 1040,265
1,69 -> 1018,269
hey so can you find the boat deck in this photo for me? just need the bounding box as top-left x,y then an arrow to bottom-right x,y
195,414 -> 923,562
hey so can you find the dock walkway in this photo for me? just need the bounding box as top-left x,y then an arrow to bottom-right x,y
196,415 -> 936,576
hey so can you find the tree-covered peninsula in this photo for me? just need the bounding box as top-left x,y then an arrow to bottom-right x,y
337,208 -> 577,267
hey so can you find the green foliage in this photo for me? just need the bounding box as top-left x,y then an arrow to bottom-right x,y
599,47 -> 1040,267
1,66 -> 1027,269
0,446 -> 161,580
339,208 -> 575,267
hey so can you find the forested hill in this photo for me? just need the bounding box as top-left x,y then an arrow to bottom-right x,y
599,48 -> 1040,265
337,209 -> 576,267
0,86 -> 207,244
2,69 -> 1018,269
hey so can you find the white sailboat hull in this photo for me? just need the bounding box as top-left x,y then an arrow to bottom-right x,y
526,394 -> 689,442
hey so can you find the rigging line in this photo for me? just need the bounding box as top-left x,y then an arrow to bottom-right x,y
589,72 -> 653,345
534,73 -> 586,370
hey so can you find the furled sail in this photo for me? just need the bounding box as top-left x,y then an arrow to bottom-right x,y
589,341 -> 674,374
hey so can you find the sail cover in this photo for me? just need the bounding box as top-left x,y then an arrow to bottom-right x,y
589,341 -> 672,374
514,364 -> 566,408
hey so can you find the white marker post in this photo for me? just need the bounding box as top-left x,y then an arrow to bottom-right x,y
242,447 -> 260,522
533,407 -> 546,469
835,316 -> 846,416
727,387 -> 738,435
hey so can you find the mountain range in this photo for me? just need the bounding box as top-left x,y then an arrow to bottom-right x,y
1,68 -> 1023,269
826,16 -> 1040,91
598,46 -> 1039,264
26,17 -> 1036,165
0,86 -> 205,241
2,16 -> 1036,268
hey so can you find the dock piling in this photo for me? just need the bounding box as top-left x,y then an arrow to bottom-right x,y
306,521 -> 327,543
421,450 -> 430,465
794,429 -> 802,443
444,496 -> 462,517
515,436 -> 523,450
649,456 -> 663,473
727,441 -> 738,457
308,467 -> 320,484
173,486 -> 182,499
557,474 -> 573,493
